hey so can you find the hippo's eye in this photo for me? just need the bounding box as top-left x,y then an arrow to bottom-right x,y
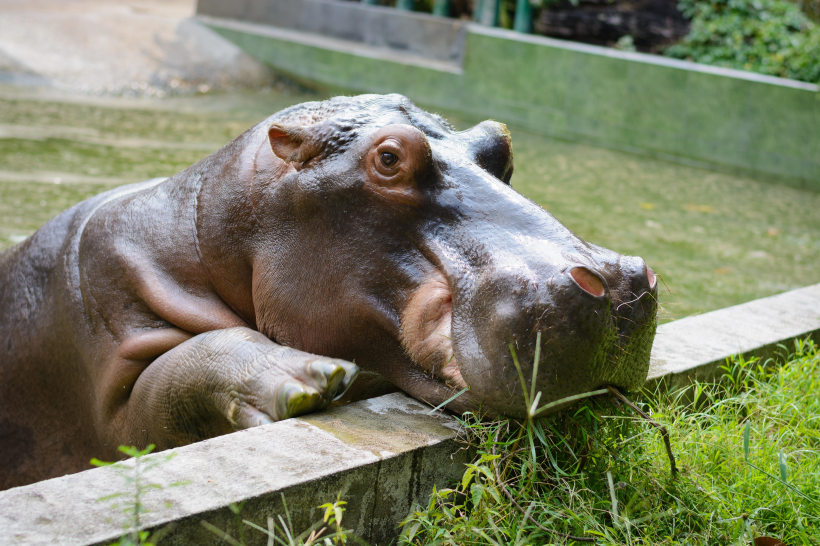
380,152 -> 398,168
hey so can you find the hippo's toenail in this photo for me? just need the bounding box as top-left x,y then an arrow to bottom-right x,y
274,381 -> 307,419
570,267 -> 606,297
335,361 -> 360,396
309,359 -> 345,392
287,385 -> 322,417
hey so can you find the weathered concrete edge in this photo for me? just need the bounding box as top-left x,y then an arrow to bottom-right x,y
196,0 -> 468,64
196,15 -> 464,75
0,393 -> 470,546
647,283 -> 820,390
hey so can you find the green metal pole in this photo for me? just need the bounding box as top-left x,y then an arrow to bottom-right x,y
478,0 -> 499,26
396,0 -> 414,10
473,0 -> 485,21
433,0 -> 450,16
473,0 -> 499,27
513,0 -> 532,32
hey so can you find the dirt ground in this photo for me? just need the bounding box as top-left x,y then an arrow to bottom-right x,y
0,0 -> 275,95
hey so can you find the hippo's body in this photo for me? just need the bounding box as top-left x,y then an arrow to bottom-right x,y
0,95 -> 657,490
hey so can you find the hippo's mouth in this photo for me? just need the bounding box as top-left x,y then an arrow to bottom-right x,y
400,270 -> 468,390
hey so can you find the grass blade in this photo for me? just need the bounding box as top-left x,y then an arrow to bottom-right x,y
530,331 -> 542,404
532,389 -> 609,417
201,521 -> 243,546
427,386 -> 471,415
509,343 -> 531,408
778,450 -> 788,484
606,471 -> 619,521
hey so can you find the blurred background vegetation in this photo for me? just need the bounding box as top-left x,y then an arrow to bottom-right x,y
365,0 -> 820,84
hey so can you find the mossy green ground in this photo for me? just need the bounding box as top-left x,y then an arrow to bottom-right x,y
1,85 -> 818,321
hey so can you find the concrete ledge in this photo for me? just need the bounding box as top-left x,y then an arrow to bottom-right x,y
0,394 -> 469,546
648,283 -> 820,389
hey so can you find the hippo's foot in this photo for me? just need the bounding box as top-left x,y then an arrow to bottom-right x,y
205,328 -> 360,428
233,352 -> 360,428
115,327 -> 359,448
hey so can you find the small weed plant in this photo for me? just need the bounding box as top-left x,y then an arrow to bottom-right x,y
201,494 -> 359,546
92,445 -> 183,546
401,338 -> 820,545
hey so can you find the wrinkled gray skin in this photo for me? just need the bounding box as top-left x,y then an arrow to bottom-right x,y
0,95 -> 657,490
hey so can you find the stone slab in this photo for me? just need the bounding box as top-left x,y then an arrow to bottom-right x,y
196,0 -> 467,64
196,15 -> 463,75
648,283 -> 820,389
0,393 -> 469,546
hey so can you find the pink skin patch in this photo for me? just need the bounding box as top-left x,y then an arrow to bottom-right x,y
401,271 -> 467,389
646,266 -> 656,288
570,267 -> 605,297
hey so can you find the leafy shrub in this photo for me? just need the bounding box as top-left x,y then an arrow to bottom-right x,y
664,0 -> 820,84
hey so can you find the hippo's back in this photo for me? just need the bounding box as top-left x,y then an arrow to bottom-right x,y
0,179 -> 167,345
0,178 -> 165,489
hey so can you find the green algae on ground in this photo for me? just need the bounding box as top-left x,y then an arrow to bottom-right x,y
1,88 -> 818,322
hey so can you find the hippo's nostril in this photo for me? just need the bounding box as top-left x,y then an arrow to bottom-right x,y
570,267 -> 606,297
647,266 -> 657,289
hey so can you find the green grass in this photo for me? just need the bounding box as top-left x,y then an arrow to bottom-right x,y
505,127 -> 820,321
0,137 -> 205,180
1,87 -> 818,321
400,339 -> 820,545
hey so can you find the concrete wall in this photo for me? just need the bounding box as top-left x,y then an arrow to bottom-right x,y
647,283 -> 820,390
196,0 -> 467,63
462,27 -> 820,190
196,1 -> 820,190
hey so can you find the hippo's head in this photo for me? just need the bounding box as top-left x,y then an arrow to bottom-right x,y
240,94 -> 657,419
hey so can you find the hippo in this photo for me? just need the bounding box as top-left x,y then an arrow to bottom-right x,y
0,94 -> 657,490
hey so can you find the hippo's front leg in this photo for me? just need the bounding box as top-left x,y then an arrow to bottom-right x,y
115,327 -> 359,449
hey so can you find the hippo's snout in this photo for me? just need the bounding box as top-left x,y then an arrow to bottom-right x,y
450,255 -> 658,419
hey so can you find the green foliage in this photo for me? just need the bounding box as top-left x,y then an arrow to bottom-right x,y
202,494 -> 360,546
91,445 -> 183,546
665,0 -> 820,84
401,339 -> 820,544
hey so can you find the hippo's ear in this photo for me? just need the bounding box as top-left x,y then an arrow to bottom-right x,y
268,123 -> 322,164
465,121 -> 514,185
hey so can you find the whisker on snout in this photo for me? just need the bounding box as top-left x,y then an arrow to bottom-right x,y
614,290 -> 653,311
